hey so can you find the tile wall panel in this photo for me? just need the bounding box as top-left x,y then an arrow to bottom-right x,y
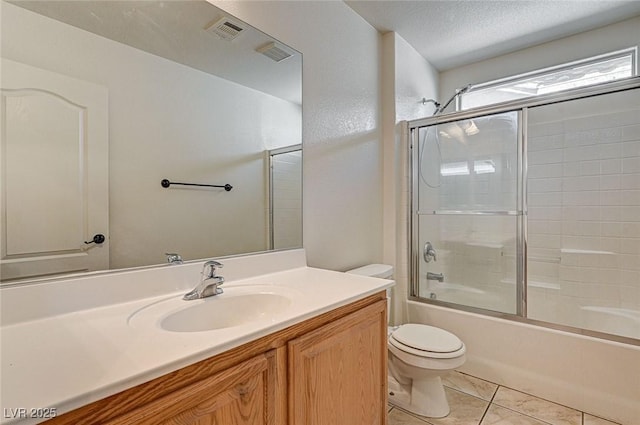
527,89 -> 640,339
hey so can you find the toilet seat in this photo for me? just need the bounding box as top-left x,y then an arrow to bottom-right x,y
389,324 -> 465,359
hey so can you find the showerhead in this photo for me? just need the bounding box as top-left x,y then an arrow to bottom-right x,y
433,84 -> 472,116
422,97 -> 441,110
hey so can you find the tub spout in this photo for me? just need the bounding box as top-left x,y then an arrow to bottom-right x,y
427,272 -> 444,282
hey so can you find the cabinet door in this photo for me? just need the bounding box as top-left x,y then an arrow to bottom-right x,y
288,300 -> 387,425
105,348 -> 285,425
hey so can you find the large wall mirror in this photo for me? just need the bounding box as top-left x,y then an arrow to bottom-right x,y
0,0 -> 302,284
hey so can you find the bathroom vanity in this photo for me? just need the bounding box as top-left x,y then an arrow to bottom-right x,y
48,294 -> 386,425
0,250 -> 392,425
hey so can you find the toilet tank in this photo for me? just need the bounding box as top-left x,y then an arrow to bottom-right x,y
346,264 -> 393,279
346,264 -> 393,324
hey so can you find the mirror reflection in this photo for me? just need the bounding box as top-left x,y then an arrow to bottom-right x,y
0,0 -> 302,283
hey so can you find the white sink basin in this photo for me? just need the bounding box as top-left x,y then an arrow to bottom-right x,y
128,285 -> 297,332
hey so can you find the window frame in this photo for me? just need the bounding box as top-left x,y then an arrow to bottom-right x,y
458,47 -> 638,111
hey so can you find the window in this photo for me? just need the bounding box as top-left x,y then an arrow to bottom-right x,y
459,48 -> 637,110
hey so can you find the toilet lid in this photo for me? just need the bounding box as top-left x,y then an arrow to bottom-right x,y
390,324 -> 463,353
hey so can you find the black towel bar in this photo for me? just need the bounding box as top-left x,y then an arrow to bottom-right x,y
161,179 -> 232,191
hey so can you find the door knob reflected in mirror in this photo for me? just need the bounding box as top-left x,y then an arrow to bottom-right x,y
424,241 -> 436,263
84,234 -> 106,245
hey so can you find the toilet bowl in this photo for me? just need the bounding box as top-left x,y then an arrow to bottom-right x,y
388,324 -> 466,417
346,264 -> 466,418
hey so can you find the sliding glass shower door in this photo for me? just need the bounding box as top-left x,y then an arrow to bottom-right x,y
526,89 -> 640,340
413,111 -> 521,314
410,78 -> 640,343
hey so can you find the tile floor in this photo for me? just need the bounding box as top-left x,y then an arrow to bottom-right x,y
387,371 -> 621,425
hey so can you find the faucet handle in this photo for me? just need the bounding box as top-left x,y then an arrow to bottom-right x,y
424,242 -> 437,263
202,260 -> 223,278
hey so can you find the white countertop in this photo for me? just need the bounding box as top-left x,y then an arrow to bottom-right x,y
0,258 -> 392,424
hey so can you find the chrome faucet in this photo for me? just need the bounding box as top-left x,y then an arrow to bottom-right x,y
165,253 -> 183,264
183,260 -> 225,300
426,272 -> 444,282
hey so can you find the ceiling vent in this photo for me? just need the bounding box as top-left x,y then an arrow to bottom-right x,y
205,17 -> 245,41
256,42 -> 293,63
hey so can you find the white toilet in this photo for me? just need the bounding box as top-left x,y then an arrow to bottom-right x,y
346,264 -> 466,418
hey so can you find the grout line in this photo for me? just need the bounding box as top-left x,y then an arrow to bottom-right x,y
477,399 -> 491,425
489,384 -> 499,403
435,386 -> 491,425
447,386 -> 489,404
487,400 -> 557,425
479,383 -> 501,424
494,382 -> 583,415
388,404 -> 435,425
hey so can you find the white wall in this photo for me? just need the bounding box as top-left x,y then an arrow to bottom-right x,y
2,2 -> 301,269
213,0 -> 383,271
381,32 -> 439,324
440,15 -> 640,99
392,36 -> 440,122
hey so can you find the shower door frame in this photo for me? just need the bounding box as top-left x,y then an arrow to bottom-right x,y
268,144 -> 302,250
407,76 -> 640,346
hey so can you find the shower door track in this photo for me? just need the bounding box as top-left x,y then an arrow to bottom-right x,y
408,77 -> 640,128
407,76 -> 640,347
419,210 -> 519,215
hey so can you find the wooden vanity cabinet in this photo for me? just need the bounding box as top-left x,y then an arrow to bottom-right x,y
288,301 -> 387,425
104,348 -> 285,425
45,292 -> 386,425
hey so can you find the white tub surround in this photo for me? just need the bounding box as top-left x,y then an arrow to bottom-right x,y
0,249 -> 394,424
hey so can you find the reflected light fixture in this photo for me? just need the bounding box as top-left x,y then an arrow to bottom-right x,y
460,120 -> 479,136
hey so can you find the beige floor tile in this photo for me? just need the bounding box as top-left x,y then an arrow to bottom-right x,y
480,405 -> 550,425
388,408 -> 430,425
583,414 -> 621,425
442,371 -> 498,401
389,404 -> 395,413
400,387 -> 489,425
492,387 -> 581,425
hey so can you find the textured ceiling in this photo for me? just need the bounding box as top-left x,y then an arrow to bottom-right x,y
346,0 -> 640,71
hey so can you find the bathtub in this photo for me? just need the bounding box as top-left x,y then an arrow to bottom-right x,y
407,300 -> 640,424
581,306 -> 640,340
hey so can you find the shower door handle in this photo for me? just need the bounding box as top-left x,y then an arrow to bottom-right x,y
424,241 -> 436,263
